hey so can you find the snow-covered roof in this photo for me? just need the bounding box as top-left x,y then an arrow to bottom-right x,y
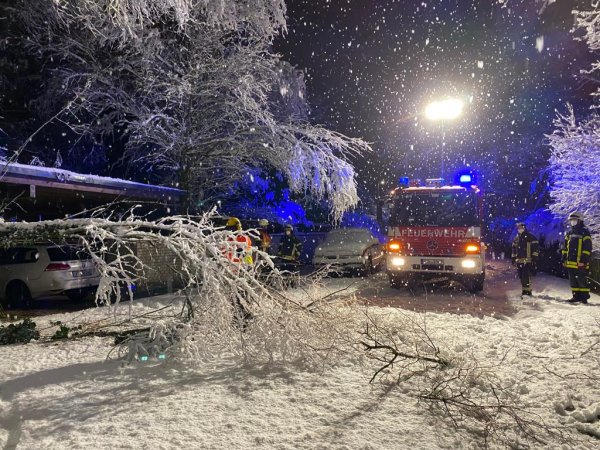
0,162 -> 185,200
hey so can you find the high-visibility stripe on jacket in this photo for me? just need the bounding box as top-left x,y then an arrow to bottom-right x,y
562,224 -> 592,269
225,234 -> 253,264
278,234 -> 303,261
511,231 -> 539,264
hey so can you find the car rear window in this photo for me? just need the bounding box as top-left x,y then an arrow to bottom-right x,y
325,229 -> 371,244
47,246 -> 92,262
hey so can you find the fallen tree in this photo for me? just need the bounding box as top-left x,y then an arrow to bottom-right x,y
0,212 -> 583,447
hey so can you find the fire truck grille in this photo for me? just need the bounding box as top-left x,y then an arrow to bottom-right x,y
408,241 -> 463,256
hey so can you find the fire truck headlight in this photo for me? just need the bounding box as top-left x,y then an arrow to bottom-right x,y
391,257 -> 405,267
461,259 -> 477,269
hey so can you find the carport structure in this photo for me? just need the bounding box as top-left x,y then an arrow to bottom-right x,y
0,162 -> 186,221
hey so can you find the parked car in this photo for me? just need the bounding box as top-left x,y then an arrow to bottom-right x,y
0,244 -> 100,309
312,227 -> 384,275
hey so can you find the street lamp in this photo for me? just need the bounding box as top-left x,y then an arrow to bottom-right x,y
425,98 -> 464,121
424,98 -> 465,179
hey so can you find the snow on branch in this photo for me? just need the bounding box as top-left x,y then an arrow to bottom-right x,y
574,3 -> 600,53
36,0 -> 286,43
0,212 -> 361,366
360,310 -> 569,447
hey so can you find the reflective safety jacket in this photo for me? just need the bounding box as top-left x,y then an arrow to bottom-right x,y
255,229 -> 272,253
225,234 -> 253,265
562,223 -> 592,270
511,230 -> 539,264
278,234 -> 303,261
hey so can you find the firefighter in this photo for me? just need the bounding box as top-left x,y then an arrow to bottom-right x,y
511,222 -> 539,297
562,212 -> 593,304
278,224 -> 303,263
224,217 -> 253,265
255,219 -> 272,254
223,217 -> 253,325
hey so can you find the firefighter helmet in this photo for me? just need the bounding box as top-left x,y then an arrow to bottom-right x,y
284,224 -> 294,232
568,212 -> 583,222
259,219 -> 269,227
226,217 -> 242,231
516,222 -> 525,228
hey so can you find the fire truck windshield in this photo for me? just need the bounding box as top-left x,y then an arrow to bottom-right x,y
390,192 -> 479,227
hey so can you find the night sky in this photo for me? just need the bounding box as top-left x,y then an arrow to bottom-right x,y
275,0 -> 594,197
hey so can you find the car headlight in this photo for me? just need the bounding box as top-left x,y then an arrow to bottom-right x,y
391,257 -> 405,267
461,260 -> 476,269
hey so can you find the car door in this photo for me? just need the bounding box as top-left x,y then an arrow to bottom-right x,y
0,247 -> 40,296
0,249 -> 13,295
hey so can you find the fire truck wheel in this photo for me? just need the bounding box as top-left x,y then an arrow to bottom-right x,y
463,275 -> 485,293
388,274 -> 406,289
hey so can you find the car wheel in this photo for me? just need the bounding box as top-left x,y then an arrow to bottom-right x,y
6,281 -> 32,309
366,257 -> 374,276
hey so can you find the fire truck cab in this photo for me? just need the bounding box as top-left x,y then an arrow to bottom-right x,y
385,177 -> 485,293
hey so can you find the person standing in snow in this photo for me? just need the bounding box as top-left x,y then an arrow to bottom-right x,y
562,212 -> 593,304
511,222 -> 539,297
255,219 -> 272,254
223,217 -> 254,325
224,217 -> 253,265
278,224 -> 303,263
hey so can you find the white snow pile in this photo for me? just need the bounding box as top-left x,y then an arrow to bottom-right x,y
1,273 -> 600,449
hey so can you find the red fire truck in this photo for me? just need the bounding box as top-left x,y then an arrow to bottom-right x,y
385,176 -> 485,292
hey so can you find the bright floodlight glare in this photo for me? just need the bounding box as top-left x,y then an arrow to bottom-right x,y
425,98 -> 464,121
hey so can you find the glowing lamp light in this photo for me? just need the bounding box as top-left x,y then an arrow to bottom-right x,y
455,169 -> 478,186
425,98 -> 464,121
465,244 -> 480,254
388,241 -> 402,252
392,257 -> 406,267
461,260 -> 476,269
139,355 -> 149,362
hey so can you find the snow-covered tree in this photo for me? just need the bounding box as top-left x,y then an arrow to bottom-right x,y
11,0 -> 368,220
547,106 -> 600,239
547,3 -> 600,240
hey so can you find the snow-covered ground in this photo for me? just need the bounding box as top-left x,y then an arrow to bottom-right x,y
1,265 -> 600,449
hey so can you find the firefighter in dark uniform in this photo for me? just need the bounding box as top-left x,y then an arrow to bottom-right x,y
562,212 -> 593,304
278,224 -> 302,261
511,222 -> 539,297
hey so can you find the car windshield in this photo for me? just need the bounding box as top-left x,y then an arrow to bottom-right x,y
47,246 -> 92,262
325,229 -> 371,244
390,192 -> 479,227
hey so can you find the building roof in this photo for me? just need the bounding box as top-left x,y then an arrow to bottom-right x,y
0,161 -> 185,200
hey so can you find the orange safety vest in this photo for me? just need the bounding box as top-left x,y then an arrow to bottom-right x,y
225,234 -> 253,264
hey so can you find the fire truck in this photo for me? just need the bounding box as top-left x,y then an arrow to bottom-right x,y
385,175 -> 485,292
